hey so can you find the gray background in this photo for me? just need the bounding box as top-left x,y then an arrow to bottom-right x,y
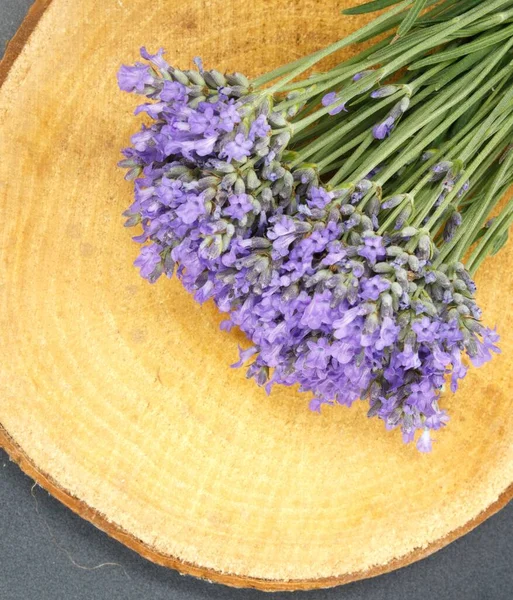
0,1 -> 512,598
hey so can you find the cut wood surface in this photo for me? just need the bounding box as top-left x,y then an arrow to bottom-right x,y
0,0 -> 512,591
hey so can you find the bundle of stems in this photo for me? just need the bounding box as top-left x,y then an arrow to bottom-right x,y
255,0 -> 513,270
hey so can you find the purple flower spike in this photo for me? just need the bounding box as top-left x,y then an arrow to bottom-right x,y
470,327 -> 501,366
372,116 -> 395,140
307,186 -> 332,209
322,91 -> 337,106
322,91 -> 347,115
231,345 -> 258,368
358,234 -> 385,264
175,194 -> 206,224
140,47 -> 169,71
249,114 -> 271,139
416,429 -> 432,452
134,244 -> 162,280
221,133 -> 253,162
300,292 -> 332,329
412,317 -> 440,343
160,80 -> 188,102
371,85 -> 399,98
193,56 -> 204,73
309,398 -> 327,413
361,276 -> 390,301
223,194 -> 254,221
117,64 -> 154,93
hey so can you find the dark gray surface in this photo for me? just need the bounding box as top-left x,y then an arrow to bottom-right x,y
1,449 -> 513,600
0,0 -> 34,55
0,2 -> 512,599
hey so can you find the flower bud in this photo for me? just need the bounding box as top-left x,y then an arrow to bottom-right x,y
380,293 -> 393,317
202,188 -> 217,203
257,96 -> 273,117
366,196 -> 381,217
364,312 -> 379,334
434,270 -> 451,288
203,69 -> 226,88
386,246 -> 403,257
171,68 -> 190,85
305,269 -> 332,288
272,131 -> 291,153
373,262 -> 394,273
226,72 -> 250,87
234,177 -> 245,195
163,165 -> 191,178
242,169 -> 259,190
188,95 -> 206,108
118,158 -> 141,169
349,231 -> 362,246
360,215 -> 374,231
221,173 -> 238,190
398,225 -> 417,238
124,213 -> 141,227
453,278 -> 467,292
382,194 -> 405,209
431,161 -> 453,180
416,234 -> 432,261
268,111 -> 287,127
394,207 -> 413,230
443,211 -> 462,242
340,204 -> 355,216
391,282 -> 403,297
367,401 -> 382,418
293,167 -> 316,183
408,255 -> 420,272
198,176 -> 219,190
199,235 -> 223,260
390,97 -> 410,118
371,85 -> 401,98
332,281 -> 348,303
281,284 -> 299,302
387,408 -> 403,428
356,179 -> 373,193
184,70 -> 205,86
221,85 -> 248,97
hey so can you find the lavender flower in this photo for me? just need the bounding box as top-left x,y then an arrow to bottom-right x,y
223,193 -> 254,221
118,47 -> 501,453
117,64 -> 154,92
322,92 -> 347,115
373,116 -> 395,140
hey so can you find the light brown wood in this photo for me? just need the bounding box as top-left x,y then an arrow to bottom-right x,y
0,0 -> 512,591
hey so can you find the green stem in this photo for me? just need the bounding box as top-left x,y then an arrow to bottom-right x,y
327,134 -> 374,185
264,1 -> 414,93
425,116 -> 513,235
353,48 -> 513,185
440,144 -> 513,263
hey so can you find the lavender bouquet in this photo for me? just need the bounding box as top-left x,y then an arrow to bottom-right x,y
117,0 -> 513,451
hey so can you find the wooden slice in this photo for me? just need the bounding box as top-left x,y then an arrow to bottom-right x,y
0,0 -> 512,591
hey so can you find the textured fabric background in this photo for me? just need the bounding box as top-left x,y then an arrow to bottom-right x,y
0,2 -> 512,598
